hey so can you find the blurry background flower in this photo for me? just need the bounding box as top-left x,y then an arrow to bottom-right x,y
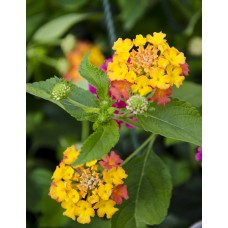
188,36 -> 202,56
64,40 -> 105,83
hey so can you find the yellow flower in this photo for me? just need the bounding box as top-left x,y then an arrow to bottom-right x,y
63,145 -> 79,165
52,162 -> 74,181
86,160 -> 97,167
103,167 -> 128,185
75,200 -> 95,224
166,65 -> 185,88
94,200 -> 119,219
98,184 -> 113,200
87,194 -> 100,204
113,52 -> 130,62
131,76 -> 152,96
112,38 -> 133,53
149,68 -> 170,90
49,180 -> 69,202
158,57 -> 169,68
67,189 -> 80,203
125,71 -> 137,83
61,200 -> 77,220
146,32 -> 166,46
163,47 -> 186,66
107,62 -> 128,81
133,34 -> 147,46
89,46 -> 105,66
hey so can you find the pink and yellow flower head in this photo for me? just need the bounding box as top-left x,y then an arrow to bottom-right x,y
107,32 -> 189,106
49,146 -> 128,224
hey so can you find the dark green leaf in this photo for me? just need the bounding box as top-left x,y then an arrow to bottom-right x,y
138,99 -> 202,146
33,13 -> 90,43
111,149 -> 172,227
79,53 -> 109,100
117,0 -> 153,30
26,77 -> 99,121
73,121 -> 119,165
172,81 -> 202,108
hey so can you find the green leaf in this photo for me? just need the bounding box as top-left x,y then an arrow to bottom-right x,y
39,195 -> 69,228
66,216 -> 111,228
172,81 -> 202,108
111,149 -> 172,227
33,13 -> 90,43
26,77 -> 99,121
117,0 -> 153,30
162,156 -> 191,186
26,168 -> 52,213
138,99 -> 202,146
79,53 -> 109,100
73,121 -> 119,165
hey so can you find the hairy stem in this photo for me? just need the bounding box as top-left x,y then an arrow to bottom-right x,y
121,134 -> 157,166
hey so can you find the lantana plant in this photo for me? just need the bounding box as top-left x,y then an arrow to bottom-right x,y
26,32 -> 202,226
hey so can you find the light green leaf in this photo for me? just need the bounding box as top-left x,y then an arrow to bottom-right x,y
138,99 -> 202,146
33,13 -> 90,43
79,53 -> 109,100
73,120 -> 119,165
172,81 -> 202,108
26,77 -> 99,121
111,149 -> 172,227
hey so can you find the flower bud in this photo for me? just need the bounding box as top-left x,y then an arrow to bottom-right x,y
51,81 -> 71,101
126,95 -> 148,115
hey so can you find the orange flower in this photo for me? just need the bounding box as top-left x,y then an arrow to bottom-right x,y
150,87 -> 172,106
111,185 -> 129,204
99,151 -> 123,170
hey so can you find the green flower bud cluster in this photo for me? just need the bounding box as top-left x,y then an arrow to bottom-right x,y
126,95 -> 148,115
93,100 -> 115,129
51,81 -> 71,101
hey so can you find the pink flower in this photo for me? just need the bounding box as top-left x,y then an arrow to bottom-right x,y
99,151 -> 123,170
111,185 -> 129,204
100,58 -> 113,72
109,80 -> 132,100
195,146 -> 202,161
181,63 -> 189,76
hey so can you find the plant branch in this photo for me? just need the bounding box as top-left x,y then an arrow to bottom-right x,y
121,134 -> 157,166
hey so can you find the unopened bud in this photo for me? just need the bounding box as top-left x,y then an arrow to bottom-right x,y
51,81 -> 71,101
126,95 -> 148,115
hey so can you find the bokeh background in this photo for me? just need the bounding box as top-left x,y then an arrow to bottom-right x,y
26,0 -> 202,227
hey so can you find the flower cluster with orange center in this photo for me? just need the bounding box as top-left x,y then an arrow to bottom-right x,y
106,32 -> 189,106
49,146 -> 128,224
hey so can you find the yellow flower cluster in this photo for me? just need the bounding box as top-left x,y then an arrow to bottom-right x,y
107,32 -> 187,97
49,146 -> 128,224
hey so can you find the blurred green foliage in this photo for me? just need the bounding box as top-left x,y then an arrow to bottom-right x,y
27,0 -> 202,227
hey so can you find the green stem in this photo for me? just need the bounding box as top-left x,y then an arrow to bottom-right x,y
121,134 -> 156,166
67,98 -> 100,114
81,120 -> 89,142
